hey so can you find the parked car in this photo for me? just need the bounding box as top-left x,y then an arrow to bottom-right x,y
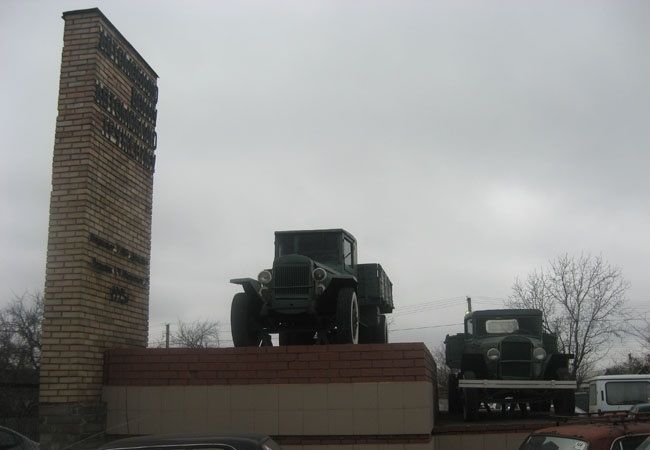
519,419 -> 650,450
97,434 -> 281,450
588,374 -> 650,413
629,403 -> 650,418
0,426 -> 38,450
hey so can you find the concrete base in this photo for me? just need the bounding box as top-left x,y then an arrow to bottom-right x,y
39,402 -> 108,450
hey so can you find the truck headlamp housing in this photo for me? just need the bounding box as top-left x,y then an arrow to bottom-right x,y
487,348 -> 500,361
533,347 -> 547,361
313,267 -> 327,281
258,270 -> 272,285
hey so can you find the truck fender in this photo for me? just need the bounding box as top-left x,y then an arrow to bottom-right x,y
461,354 -> 488,379
543,353 -> 572,379
327,275 -> 358,292
230,278 -> 263,300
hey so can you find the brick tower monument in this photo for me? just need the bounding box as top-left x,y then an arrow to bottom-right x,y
40,9 -> 158,449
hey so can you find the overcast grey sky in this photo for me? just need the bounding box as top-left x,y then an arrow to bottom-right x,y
1,1 -> 648,363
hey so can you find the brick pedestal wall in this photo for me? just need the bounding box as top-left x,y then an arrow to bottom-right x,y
103,343 -> 438,449
105,342 -> 435,386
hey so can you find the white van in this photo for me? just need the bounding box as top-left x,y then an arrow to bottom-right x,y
588,374 -> 650,413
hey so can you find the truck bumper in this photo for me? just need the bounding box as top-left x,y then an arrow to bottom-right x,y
458,379 -> 576,389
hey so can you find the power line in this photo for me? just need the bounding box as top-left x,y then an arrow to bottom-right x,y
389,323 -> 463,332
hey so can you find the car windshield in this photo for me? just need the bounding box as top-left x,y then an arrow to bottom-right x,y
475,316 -> 542,336
612,435 -> 650,450
276,233 -> 340,265
520,435 -> 588,450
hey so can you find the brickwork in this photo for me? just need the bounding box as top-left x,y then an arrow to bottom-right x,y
102,344 -> 437,441
40,8 -> 157,449
104,343 -> 435,386
41,7 -> 157,406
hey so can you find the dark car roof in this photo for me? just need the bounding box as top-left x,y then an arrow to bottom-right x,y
631,404 -> 650,413
468,309 -> 542,318
0,426 -> 39,449
98,434 -> 275,450
530,421 -> 650,447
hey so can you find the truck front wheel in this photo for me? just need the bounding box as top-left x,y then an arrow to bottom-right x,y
231,292 -> 262,347
530,400 -> 551,413
335,288 -> 359,344
553,392 -> 575,416
448,374 -> 462,414
462,371 -> 479,421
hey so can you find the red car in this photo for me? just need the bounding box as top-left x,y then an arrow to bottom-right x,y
519,419 -> 650,450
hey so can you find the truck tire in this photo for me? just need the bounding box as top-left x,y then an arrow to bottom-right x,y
335,288 -> 359,344
448,373 -> 462,414
231,292 -> 262,347
530,400 -> 551,413
553,392 -> 575,416
462,371 -> 479,421
359,325 -> 373,344
373,314 -> 388,344
359,306 -> 379,344
553,367 -> 575,415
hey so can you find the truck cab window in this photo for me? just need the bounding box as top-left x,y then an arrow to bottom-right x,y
343,238 -> 354,268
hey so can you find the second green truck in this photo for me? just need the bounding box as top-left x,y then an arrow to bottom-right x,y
445,306 -> 577,420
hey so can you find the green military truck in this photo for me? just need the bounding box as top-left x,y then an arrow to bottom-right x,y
230,229 -> 393,346
445,306 -> 576,421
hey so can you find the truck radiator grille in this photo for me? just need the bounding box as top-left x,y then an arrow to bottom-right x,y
499,362 -> 532,379
499,340 -> 532,379
274,265 -> 310,296
500,341 -> 532,360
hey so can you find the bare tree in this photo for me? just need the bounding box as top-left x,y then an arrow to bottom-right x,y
508,254 -> 629,383
604,353 -> 650,375
430,344 -> 450,398
171,319 -> 222,348
629,317 -> 650,352
0,291 -> 43,371
0,292 -> 42,429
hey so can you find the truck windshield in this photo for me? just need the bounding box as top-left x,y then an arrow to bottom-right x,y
476,316 -> 542,336
276,233 -> 340,265
520,435 -> 588,450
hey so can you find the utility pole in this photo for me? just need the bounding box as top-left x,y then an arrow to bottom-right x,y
165,323 -> 170,349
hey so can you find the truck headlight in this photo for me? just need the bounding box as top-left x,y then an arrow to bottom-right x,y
313,267 -> 327,281
487,348 -> 500,361
533,347 -> 546,361
258,270 -> 272,285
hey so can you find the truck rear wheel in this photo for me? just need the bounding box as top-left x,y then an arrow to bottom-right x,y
335,288 -> 359,344
231,292 -> 262,347
373,314 -> 388,344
